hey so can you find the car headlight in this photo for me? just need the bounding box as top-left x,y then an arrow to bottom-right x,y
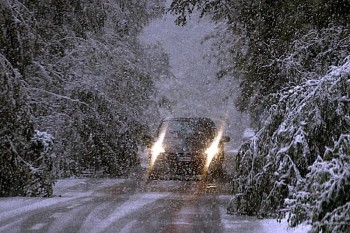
152,143 -> 165,157
204,129 -> 223,168
150,130 -> 166,167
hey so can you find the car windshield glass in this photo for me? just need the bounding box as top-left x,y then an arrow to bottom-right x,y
159,119 -> 216,139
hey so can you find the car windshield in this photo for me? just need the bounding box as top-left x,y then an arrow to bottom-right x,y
159,119 -> 216,140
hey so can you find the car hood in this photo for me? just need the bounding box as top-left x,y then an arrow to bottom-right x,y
163,137 -> 211,153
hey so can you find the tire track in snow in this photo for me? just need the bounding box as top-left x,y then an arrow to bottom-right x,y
47,205 -> 87,233
0,218 -> 24,233
78,202 -> 114,233
89,192 -> 171,233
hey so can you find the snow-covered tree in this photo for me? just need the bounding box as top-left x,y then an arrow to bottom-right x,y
0,54 -> 54,197
142,43 -> 177,119
1,0 -> 167,194
228,56 -> 350,232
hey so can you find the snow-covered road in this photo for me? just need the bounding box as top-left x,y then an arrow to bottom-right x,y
0,170 -> 310,233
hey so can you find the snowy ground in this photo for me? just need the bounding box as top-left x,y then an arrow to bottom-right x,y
0,172 -> 310,233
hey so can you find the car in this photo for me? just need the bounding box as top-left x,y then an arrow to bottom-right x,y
147,117 -> 230,180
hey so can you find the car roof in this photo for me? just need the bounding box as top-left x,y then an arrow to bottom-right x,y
158,117 -> 217,135
163,117 -> 214,123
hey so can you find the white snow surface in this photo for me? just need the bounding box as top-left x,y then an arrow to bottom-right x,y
220,207 -> 311,233
0,178 -> 125,221
0,179 -> 310,233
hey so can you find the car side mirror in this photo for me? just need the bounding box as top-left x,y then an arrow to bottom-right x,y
221,136 -> 230,143
143,135 -> 154,148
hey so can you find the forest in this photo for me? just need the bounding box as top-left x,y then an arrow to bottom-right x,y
1,0 -> 349,232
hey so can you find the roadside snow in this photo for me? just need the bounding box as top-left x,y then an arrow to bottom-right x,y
0,191 -> 93,223
54,178 -> 126,196
0,178 -> 125,223
220,207 -> 311,233
260,219 -> 311,233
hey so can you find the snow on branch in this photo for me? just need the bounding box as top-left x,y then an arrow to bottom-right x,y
230,55 -> 350,228
28,87 -> 90,107
5,136 -> 37,172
